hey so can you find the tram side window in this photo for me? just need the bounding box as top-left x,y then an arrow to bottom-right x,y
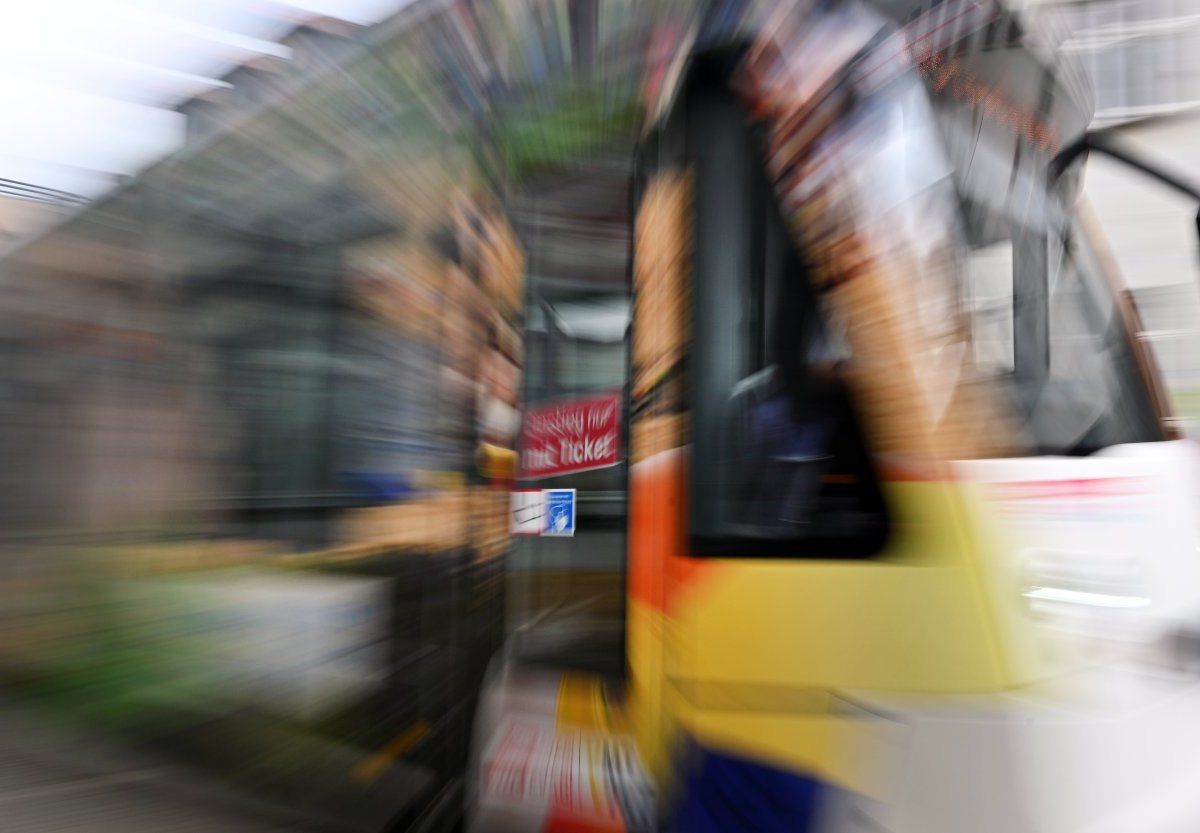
966,241 -> 1016,374
688,84 -> 889,559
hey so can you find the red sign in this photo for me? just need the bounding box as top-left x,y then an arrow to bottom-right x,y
519,392 -> 622,479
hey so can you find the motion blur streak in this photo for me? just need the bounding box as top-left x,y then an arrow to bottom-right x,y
2,1 -> 1200,833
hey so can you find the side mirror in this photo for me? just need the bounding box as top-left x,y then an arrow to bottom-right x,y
1051,132 -> 1200,438
1050,131 -> 1200,263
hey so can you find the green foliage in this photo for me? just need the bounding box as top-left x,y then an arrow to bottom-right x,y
493,81 -> 641,184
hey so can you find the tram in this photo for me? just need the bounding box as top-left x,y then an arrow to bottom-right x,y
469,2 -> 1200,832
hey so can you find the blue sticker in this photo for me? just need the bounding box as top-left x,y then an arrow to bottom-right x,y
543,489 -> 576,536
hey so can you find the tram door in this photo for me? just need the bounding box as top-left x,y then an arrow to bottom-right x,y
507,163 -> 633,677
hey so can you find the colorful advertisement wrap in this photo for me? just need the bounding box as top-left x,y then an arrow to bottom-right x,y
519,392 -> 622,479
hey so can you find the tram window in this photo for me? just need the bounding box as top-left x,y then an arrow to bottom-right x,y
961,194 -> 1162,454
1025,225 -> 1162,453
687,83 -> 889,559
966,241 -> 1015,374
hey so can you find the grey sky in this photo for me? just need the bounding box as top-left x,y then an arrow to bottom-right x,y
2,0 -> 412,199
